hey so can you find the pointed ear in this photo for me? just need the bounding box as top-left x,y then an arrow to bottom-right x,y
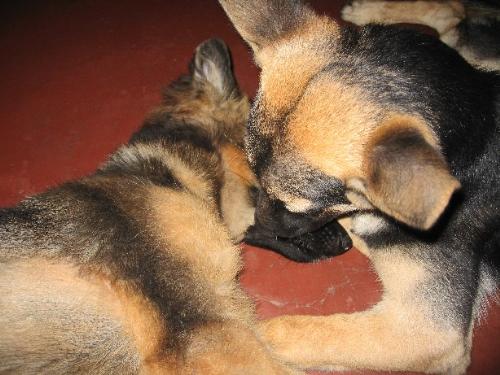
349,120 -> 460,230
218,0 -> 314,54
191,38 -> 238,98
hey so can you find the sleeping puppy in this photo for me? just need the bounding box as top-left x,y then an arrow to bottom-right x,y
219,1 -> 499,374
0,38 -> 307,375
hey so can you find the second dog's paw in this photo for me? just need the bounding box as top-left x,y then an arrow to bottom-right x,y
341,1 -> 385,25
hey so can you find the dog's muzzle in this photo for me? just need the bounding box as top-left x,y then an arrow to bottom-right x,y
244,219 -> 352,263
244,192 -> 353,262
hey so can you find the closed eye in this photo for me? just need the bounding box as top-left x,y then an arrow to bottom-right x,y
286,198 -> 358,218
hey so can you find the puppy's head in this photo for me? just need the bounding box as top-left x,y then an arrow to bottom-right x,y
160,37 -> 250,146
220,0 -> 460,236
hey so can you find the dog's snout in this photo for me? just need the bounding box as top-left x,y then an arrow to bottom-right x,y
254,190 -> 329,238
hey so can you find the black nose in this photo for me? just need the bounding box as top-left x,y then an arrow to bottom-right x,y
244,220 -> 352,263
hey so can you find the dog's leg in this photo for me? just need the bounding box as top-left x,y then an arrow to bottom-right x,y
260,306 -> 469,374
183,322 -> 303,375
260,250 -> 471,374
342,1 -> 465,46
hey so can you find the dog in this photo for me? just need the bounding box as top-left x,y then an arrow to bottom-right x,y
0,38 -> 310,374
341,0 -> 500,71
219,0 -> 499,373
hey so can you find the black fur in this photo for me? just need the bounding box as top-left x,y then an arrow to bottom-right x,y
130,115 -> 215,153
245,219 -> 352,262
333,24 -> 497,172
98,152 -> 183,189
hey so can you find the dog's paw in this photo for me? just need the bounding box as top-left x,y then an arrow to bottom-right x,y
341,1 -> 386,25
259,317 -> 306,364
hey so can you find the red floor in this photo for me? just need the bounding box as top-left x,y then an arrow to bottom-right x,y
0,1 -> 498,374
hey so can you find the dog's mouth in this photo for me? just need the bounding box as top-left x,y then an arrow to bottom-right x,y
244,220 -> 352,263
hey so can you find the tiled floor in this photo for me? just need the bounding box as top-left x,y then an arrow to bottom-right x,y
0,1 -> 498,374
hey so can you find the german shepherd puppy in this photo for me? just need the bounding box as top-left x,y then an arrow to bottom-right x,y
0,38 -> 303,375
341,0 -> 500,71
219,1 -> 499,374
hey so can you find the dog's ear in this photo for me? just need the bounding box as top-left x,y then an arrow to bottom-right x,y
191,38 -> 238,98
218,0 -> 314,54
347,119 -> 460,230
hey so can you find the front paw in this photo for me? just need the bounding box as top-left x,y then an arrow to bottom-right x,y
259,317 -> 308,364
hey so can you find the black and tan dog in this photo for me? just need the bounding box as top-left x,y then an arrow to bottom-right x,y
0,38 -> 308,374
219,0 -> 499,374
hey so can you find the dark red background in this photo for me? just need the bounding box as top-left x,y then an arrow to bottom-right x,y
0,1 -> 498,374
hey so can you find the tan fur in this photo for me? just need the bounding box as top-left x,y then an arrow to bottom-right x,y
368,113 -> 441,149
279,194 -> 315,213
361,117 -> 460,229
82,273 -> 167,365
2,258 -> 296,375
287,107 -> 459,229
184,323 -> 302,375
0,259 -> 161,373
257,17 -> 340,118
260,249 -> 469,374
148,186 -> 240,285
159,89 -> 250,145
287,78 -> 381,180
260,308 -> 468,373
148,186 -> 253,322
220,144 -> 256,241
259,212 -> 471,374
220,144 -> 257,186
0,37 -> 303,374
338,216 -> 371,257
6,260 -> 290,375
261,79 -> 459,228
